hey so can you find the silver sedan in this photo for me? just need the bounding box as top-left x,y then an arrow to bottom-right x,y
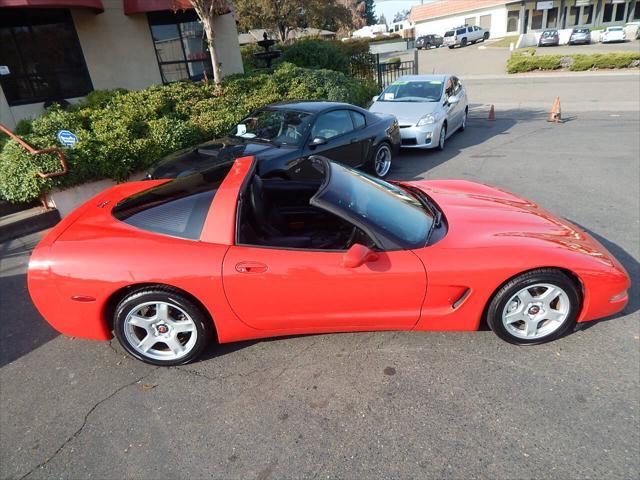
368,74 -> 468,150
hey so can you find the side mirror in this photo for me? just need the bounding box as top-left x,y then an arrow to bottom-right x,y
309,136 -> 327,148
372,95 -> 379,102
342,243 -> 379,268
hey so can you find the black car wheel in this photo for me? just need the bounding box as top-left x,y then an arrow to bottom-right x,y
372,142 -> 392,178
426,42 -> 432,49
484,32 -> 490,40
461,38 -> 468,47
459,108 -> 468,132
437,123 -> 447,151
114,287 -> 213,366
486,269 -> 581,345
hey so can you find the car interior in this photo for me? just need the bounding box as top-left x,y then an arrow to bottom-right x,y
236,173 -> 375,251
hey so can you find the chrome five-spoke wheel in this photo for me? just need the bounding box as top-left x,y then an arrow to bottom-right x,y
114,289 -> 212,365
501,284 -> 570,340
124,301 -> 197,361
374,143 -> 392,177
486,269 -> 580,345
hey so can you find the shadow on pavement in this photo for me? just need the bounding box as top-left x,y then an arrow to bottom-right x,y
390,106 -> 552,181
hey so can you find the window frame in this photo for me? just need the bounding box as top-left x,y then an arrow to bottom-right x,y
147,10 -> 213,84
0,8 -> 93,107
349,110 -> 367,130
310,109 -> 356,142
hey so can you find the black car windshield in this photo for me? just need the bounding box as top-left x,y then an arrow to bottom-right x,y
378,80 -> 443,103
312,162 -> 433,249
230,109 -> 312,146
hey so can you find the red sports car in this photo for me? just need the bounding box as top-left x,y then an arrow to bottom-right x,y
28,156 -> 630,365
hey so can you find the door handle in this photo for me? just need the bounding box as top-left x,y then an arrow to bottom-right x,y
235,261 -> 268,274
350,138 -> 359,144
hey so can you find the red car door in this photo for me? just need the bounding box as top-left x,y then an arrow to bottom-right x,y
222,245 -> 426,331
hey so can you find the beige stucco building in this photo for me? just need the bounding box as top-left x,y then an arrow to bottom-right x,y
0,0 -> 243,130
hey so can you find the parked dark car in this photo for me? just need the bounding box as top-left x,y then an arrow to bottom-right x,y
538,29 -> 560,47
416,34 -> 443,49
150,102 -> 400,180
568,27 -> 591,45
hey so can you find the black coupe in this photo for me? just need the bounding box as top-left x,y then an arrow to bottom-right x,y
149,101 -> 401,180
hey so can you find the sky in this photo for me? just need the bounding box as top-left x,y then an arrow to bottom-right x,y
374,0 -> 426,23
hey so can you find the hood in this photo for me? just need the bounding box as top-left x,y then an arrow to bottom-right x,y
408,179 -> 624,269
151,136 -> 291,179
369,101 -> 440,126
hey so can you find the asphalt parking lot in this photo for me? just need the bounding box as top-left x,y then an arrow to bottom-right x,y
1,75 -> 639,479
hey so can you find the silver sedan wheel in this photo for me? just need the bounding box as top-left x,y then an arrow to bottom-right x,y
502,283 -> 571,340
438,124 -> 446,149
123,301 -> 198,361
374,144 -> 392,177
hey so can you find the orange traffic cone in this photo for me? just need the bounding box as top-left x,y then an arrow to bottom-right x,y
488,104 -> 495,121
547,96 -> 562,123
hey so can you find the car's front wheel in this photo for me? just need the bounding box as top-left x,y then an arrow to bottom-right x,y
372,142 -> 392,178
459,108 -> 468,131
486,269 -> 580,345
437,123 -> 447,150
114,288 -> 213,366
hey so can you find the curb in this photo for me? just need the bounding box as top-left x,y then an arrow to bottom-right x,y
0,208 -> 60,243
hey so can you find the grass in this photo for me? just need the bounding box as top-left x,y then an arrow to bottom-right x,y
485,36 -> 520,48
507,49 -> 640,73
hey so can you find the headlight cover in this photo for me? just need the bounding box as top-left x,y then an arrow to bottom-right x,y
417,114 -> 437,126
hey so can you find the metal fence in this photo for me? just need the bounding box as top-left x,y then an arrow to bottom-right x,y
348,52 -> 418,89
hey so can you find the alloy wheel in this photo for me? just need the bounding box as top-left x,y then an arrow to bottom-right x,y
501,283 -> 571,340
374,144 -> 392,177
123,301 -> 198,361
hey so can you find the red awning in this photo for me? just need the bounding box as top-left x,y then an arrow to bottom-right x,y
0,0 -> 104,10
123,0 -> 192,15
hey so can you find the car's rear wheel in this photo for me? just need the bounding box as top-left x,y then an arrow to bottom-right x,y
461,38 -> 468,47
426,42 -> 432,49
484,32 -> 490,40
448,45 -> 455,49
114,288 -> 213,366
373,142 -> 392,178
486,269 -> 580,345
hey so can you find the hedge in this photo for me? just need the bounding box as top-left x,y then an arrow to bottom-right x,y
507,49 -> 640,73
0,63 -> 378,203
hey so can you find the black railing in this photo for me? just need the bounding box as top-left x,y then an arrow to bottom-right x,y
349,52 -> 418,88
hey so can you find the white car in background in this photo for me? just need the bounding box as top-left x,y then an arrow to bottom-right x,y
601,26 -> 626,43
368,74 -> 468,150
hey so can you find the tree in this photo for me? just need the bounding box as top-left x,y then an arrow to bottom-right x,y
378,13 -> 387,27
176,0 -> 233,85
359,0 -> 377,26
392,9 -> 410,24
235,0 -> 352,42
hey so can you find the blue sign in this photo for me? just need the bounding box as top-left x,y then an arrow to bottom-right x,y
57,130 -> 78,148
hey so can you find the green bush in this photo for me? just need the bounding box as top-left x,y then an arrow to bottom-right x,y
0,63 -> 378,203
281,39 -> 349,73
569,52 -> 640,71
507,50 -> 640,73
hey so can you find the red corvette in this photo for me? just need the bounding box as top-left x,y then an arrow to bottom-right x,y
28,156 -> 629,365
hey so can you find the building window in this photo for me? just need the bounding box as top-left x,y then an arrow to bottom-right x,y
507,10 -> 520,32
582,5 -> 594,24
465,16 -> 476,26
614,2 -> 626,21
0,9 -> 93,106
603,2 -> 614,22
546,7 -> 558,28
531,9 -> 543,29
148,10 -> 213,84
634,3 -> 640,20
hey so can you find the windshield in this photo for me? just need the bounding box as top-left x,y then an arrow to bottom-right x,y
230,109 -> 311,146
574,28 -> 589,33
312,162 -> 433,249
608,27 -> 623,31
543,30 -> 557,36
378,80 -> 443,102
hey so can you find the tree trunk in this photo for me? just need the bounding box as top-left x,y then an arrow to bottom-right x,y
201,17 -> 222,85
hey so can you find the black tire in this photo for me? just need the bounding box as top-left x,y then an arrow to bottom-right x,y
484,32 -> 490,40
486,269 -> 581,345
459,108 -> 468,132
371,142 -> 392,178
461,38 -> 468,47
437,123 -> 447,151
448,45 -> 455,49
114,287 -> 213,366
426,43 -> 432,49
